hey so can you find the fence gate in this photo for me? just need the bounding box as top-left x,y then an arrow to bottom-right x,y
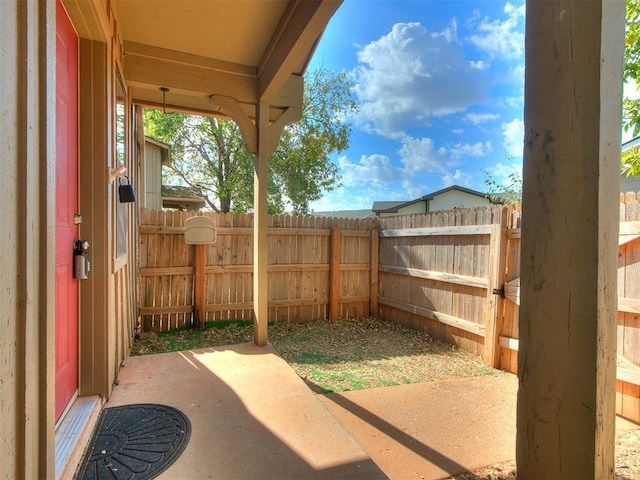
377,206 -> 511,364
496,209 -> 522,374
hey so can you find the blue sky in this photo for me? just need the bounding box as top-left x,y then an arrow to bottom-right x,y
307,0 -> 526,212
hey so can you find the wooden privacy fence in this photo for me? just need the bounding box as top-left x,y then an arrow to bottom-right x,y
377,206 -> 508,367
138,200 -> 640,422
138,208 -> 378,331
376,201 -> 640,423
491,193 -> 640,423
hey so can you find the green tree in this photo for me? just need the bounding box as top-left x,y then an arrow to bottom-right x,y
144,68 -> 357,214
623,0 -> 640,174
482,166 -> 522,205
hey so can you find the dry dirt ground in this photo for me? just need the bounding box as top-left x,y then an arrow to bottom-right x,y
132,317 -> 639,479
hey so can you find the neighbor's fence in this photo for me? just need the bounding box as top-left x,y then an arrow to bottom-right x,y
138,208 -> 377,331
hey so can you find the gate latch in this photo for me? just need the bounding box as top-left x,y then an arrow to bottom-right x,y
492,285 -> 505,299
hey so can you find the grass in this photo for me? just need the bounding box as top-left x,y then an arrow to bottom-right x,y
132,318 -> 503,393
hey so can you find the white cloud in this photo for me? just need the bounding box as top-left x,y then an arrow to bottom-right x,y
448,141 -> 492,160
468,60 -> 489,70
338,154 -> 401,187
398,136 -> 453,175
482,161 -> 522,189
441,169 -> 475,188
502,118 -> 524,158
352,22 -> 490,138
468,2 -> 525,61
464,112 -> 500,125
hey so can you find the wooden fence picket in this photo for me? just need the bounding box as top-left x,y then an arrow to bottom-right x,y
137,199 -> 640,423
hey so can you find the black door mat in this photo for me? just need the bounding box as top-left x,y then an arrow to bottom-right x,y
77,403 -> 191,480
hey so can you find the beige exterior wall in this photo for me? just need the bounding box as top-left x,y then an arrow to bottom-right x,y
1,1 -> 57,477
378,201 -> 426,217
428,190 -> 490,211
0,0 -> 138,476
397,201 -> 427,215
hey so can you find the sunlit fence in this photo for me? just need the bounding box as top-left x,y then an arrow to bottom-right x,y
137,199 -> 640,423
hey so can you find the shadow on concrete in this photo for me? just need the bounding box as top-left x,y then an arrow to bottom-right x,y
322,391 -> 469,476
107,343 -> 388,479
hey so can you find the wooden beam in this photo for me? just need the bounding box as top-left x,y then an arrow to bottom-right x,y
619,234 -> 640,246
379,297 -> 486,337
618,297 -> 640,314
504,277 -> 520,306
267,105 -> 302,154
617,355 -> 640,386
139,224 -> 369,237
253,102 -> 269,346
258,0 -> 341,101
517,1 -> 624,476
379,264 -> 489,289
124,41 -> 256,77
499,335 -> 520,351
210,95 -> 258,154
619,221 -> 640,235
124,54 -> 257,104
380,224 -> 492,238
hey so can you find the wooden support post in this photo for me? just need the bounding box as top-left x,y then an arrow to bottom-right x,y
484,207 -> 508,367
517,1 -> 623,477
253,101 -> 269,346
370,227 -> 379,318
329,227 -> 341,322
194,244 -> 206,329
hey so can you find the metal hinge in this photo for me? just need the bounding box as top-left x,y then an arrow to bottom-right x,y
492,285 -> 505,299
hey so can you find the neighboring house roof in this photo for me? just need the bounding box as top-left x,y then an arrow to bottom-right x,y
372,185 -> 500,215
622,135 -> 640,152
161,185 -> 206,211
418,185 -> 497,202
312,209 -> 376,219
371,201 -> 409,214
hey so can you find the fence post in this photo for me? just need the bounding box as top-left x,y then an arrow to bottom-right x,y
370,227 -> 379,318
483,206 -> 509,367
330,227 -> 341,322
194,244 -> 206,329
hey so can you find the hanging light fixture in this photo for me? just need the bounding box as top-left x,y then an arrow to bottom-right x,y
159,87 -> 169,113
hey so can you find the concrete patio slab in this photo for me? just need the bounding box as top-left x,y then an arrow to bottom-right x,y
319,375 -> 518,480
106,343 -> 387,479
96,343 -> 639,480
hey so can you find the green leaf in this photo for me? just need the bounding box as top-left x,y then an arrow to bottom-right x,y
143,67 -> 356,213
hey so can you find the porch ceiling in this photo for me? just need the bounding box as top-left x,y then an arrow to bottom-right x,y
115,0 -> 341,119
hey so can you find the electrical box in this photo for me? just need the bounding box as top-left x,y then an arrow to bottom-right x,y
184,216 -> 216,245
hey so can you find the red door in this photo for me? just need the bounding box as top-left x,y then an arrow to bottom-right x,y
55,0 -> 79,422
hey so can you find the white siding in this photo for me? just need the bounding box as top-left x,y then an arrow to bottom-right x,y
428,190 -> 490,211
397,201 -> 427,215
144,142 -> 163,210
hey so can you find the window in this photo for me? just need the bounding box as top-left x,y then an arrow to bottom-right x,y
115,71 -> 128,262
